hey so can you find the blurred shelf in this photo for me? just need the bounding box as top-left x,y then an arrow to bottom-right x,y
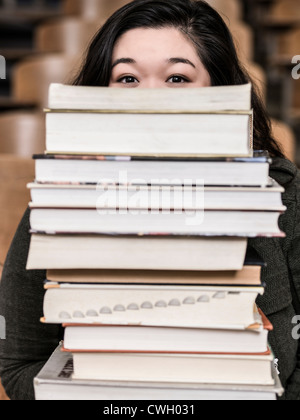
291,108 -> 300,122
252,0 -> 276,3
0,96 -> 37,112
0,48 -> 40,61
269,55 -> 296,68
0,7 -> 62,24
261,17 -> 300,30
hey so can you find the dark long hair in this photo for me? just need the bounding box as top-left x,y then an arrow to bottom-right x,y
73,0 -> 284,158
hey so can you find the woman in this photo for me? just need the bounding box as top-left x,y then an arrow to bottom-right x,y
0,0 -> 299,400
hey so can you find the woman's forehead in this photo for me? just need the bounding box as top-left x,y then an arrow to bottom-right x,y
112,27 -> 201,62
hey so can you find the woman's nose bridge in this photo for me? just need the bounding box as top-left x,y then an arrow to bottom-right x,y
139,77 -> 166,88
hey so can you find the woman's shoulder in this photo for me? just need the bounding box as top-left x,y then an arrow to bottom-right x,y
270,157 -> 300,250
270,157 -> 300,202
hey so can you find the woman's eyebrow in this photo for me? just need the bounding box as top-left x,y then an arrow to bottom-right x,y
112,58 -> 137,69
167,58 -> 196,68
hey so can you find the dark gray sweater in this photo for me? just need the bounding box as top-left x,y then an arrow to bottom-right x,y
0,157 -> 300,400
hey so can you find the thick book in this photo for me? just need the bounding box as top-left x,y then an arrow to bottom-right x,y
41,283 -> 264,329
45,84 -> 253,157
48,83 -> 252,112
62,311 -> 272,354
28,180 -> 284,211
45,111 -> 253,157
68,349 -> 275,386
34,345 -> 284,400
46,265 -> 263,287
28,207 -> 285,237
32,152 -> 271,187
26,234 -> 248,271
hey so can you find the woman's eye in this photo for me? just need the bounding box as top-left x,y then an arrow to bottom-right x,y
167,75 -> 189,84
117,76 -> 139,84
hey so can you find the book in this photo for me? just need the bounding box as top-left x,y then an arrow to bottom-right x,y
28,207 -> 285,237
68,349 -> 275,386
45,84 -> 253,157
62,311 -> 272,354
32,152 -> 271,187
41,283 -> 264,328
48,83 -> 252,112
34,345 -> 284,400
26,234 -> 248,271
45,111 -> 253,157
46,265 -> 263,287
28,180 -> 284,211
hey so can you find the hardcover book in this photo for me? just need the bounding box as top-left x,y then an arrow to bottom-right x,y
28,180 -> 284,211
48,83 -> 252,112
32,151 -> 271,187
28,206 -> 286,237
26,234 -> 248,271
41,283 -> 264,329
69,350 -> 275,386
46,265 -> 263,287
34,345 -> 284,401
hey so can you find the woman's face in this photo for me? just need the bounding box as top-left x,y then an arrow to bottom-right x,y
109,27 -> 211,88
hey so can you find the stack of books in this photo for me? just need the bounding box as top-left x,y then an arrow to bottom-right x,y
29,83 -> 285,400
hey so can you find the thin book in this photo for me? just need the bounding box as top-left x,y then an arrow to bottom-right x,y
32,151 -> 271,187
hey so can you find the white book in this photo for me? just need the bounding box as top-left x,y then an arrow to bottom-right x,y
41,283 -> 263,329
34,345 -> 284,400
63,322 -> 271,354
48,83 -> 252,112
28,181 -> 284,211
28,207 -> 285,237
70,351 -> 275,386
26,234 -> 248,271
45,111 -> 252,157
33,153 -> 270,187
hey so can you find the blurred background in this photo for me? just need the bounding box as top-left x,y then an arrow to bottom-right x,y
0,0 -> 299,400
